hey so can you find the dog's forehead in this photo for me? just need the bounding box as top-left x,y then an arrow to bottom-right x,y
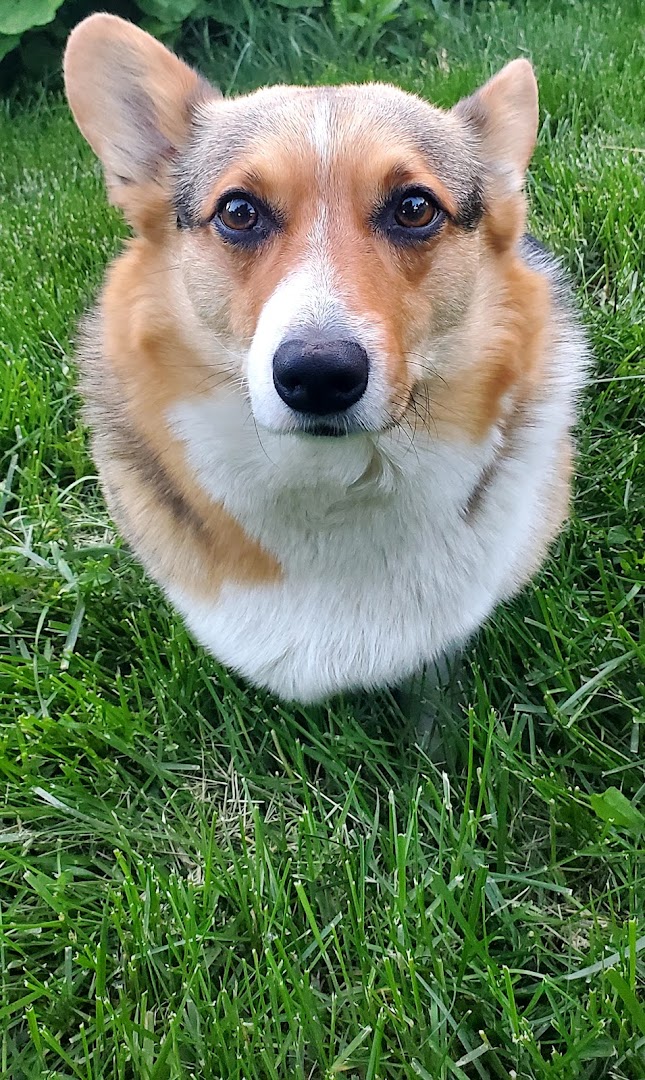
177,83 -> 481,219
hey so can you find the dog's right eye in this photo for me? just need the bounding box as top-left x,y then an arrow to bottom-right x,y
212,191 -> 280,247
218,196 -> 258,231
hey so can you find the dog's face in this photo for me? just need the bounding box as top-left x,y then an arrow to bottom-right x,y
65,16 -> 538,441
178,85 -> 489,438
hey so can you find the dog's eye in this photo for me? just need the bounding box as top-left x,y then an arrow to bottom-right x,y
394,192 -> 438,228
218,196 -> 259,231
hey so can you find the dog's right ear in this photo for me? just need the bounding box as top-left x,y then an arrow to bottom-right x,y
64,14 -> 215,223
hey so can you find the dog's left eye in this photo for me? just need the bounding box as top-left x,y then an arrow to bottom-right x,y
218,196 -> 259,231
394,191 -> 438,228
375,187 -> 445,244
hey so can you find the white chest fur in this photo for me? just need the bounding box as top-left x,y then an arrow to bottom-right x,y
166,393 -> 559,702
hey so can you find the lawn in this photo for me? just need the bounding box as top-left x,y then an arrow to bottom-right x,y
1,0 -> 644,1076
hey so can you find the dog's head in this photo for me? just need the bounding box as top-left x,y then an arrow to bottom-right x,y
65,15 -> 539,441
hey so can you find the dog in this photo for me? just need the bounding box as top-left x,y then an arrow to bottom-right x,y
63,14 -> 588,704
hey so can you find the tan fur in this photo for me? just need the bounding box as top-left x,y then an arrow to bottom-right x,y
423,249 -> 550,441
92,247 -> 281,595
99,450 -> 281,597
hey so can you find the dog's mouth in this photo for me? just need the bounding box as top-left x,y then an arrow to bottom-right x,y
262,402 -> 414,440
306,423 -> 348,438
286,394 -> 414,439
249,386 -> 415,440
274,414 -> 378,439
295,416 -> 362,438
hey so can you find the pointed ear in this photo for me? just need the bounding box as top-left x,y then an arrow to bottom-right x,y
64,14 -> 215,218
452,59 -> 538,191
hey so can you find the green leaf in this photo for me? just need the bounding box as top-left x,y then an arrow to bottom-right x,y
605,969 -> 645,1036
189,1 -> 245,29
137,17 -> 183,43
272,0 -> 323,8
0,0 -> 65,36
607,525 -> 631,545
0,33 -> 21,60
135,0 -> 202,20
590,787 -> 645,831
575,1037 -> 619,1060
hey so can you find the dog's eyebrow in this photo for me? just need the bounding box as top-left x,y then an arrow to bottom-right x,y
427,177 -> 458,219
197,169 -> 275,224
414,172 -> 483,231
174,126 -> 486,233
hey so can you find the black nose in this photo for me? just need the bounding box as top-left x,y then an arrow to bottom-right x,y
273,338 -> 369,415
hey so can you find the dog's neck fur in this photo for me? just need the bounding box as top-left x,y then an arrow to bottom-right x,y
168,390 -> 500,524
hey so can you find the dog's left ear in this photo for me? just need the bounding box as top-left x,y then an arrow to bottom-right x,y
452,59 -> 538,192
64,14 -> 216,227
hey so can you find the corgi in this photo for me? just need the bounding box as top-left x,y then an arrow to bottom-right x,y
63,15 -> 588,704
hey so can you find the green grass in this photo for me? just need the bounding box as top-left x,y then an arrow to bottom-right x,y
1,0 -> 644,1076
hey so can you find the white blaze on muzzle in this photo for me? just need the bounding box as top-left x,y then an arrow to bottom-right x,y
245,254 -> 392,434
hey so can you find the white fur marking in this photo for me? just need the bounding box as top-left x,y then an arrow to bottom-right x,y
245,259 -> 392,435
311,97 -> 332,168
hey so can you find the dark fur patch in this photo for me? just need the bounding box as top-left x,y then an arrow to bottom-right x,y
173,186 -> 196,229
462,398 -> 531,521
521,233 -> 549,258
455,180 -> 484,231
462,458 -> 499,520
114,418 -> 206,534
